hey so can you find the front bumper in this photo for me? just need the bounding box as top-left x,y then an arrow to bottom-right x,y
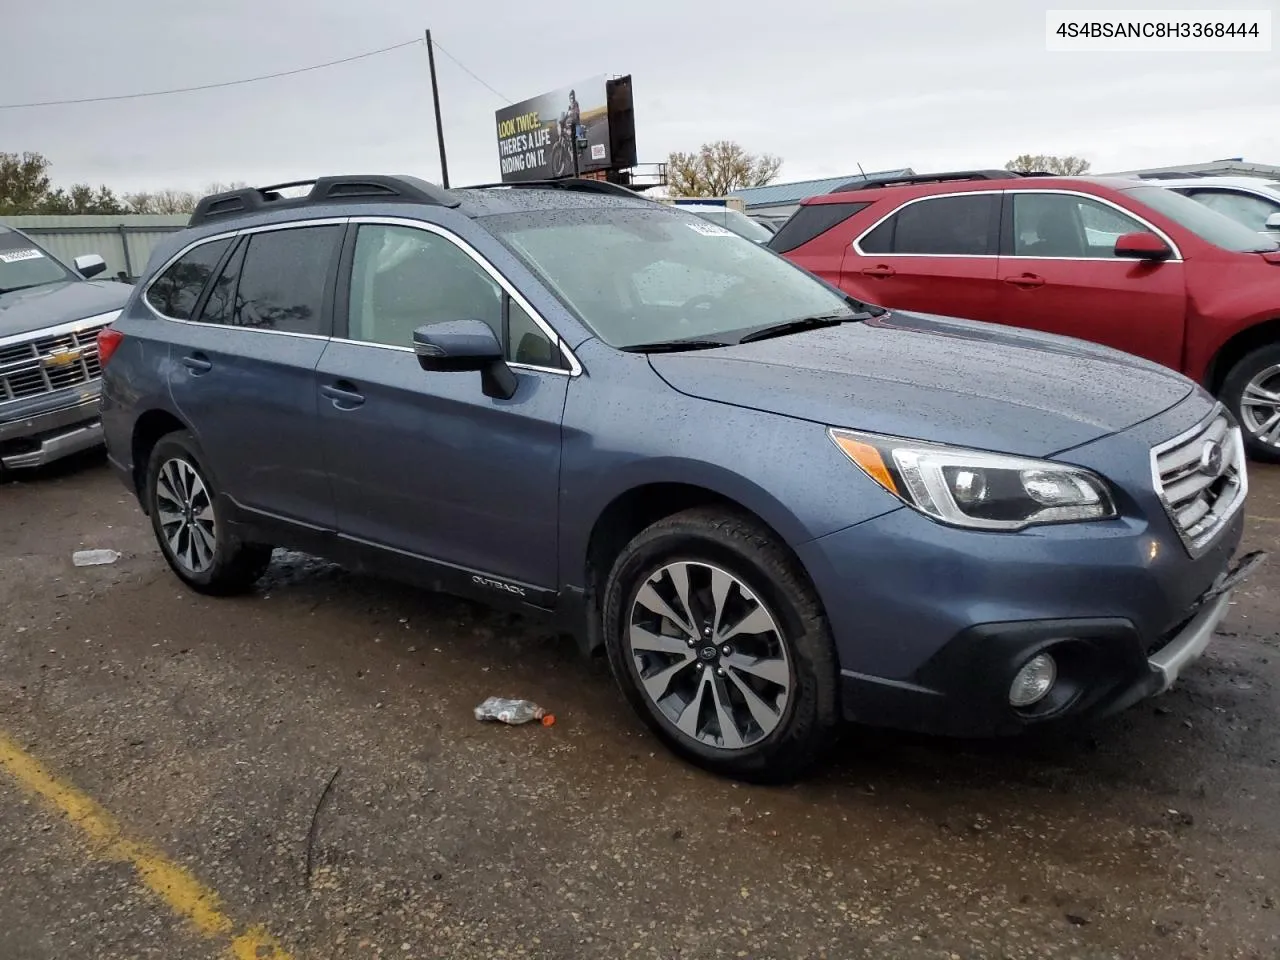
0,384 -> 103,469
796,396 -> 1260,737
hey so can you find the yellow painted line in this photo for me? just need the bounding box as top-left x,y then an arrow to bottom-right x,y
0,731 -> 294,960
1250,514 -> 1280,525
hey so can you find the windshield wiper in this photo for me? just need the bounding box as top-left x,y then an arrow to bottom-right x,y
0,283 -> 42,295
620,338 -> 733,353
736,311 -> 868,344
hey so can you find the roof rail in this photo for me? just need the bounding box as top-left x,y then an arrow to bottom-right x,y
461,178 -> 651,201
829,169 -> 1024,193
188,175 -> 460,227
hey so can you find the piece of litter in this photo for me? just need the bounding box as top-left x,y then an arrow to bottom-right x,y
73,549 -> 120,567
474,697 -> 554,726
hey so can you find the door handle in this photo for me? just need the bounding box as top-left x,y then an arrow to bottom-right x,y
861,265 -> 896,278
182,353 -> 213,374
1004,273 -> 1045,288
321,381 -> 365,409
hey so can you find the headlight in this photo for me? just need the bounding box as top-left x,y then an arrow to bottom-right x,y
828,428 -> 1116,531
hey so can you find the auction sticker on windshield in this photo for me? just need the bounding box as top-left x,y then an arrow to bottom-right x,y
686,223 -> 734,237
0,248 -> 45,263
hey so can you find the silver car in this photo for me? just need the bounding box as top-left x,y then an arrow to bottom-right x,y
0,226 -> 129,473
1144,175 -> 1280,241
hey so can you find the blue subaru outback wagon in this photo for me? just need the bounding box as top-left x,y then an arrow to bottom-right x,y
98,175 -> 1263,782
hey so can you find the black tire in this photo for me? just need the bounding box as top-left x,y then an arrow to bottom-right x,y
602,507 -> 840,783
1220,343 -> 1280,463
145,430 -> 272,595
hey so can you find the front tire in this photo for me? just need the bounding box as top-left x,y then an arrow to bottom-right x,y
602,507 -> 839,783
145,431 -> 272,595
1221,343 -> 1280,463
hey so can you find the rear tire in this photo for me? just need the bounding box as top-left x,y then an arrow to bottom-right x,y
145,431 -> 272,595
1221,343 -> 1280,463
602,507 -> 840,783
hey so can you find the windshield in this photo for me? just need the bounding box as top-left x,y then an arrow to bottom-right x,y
0,230 -> 73,293
1123,185 -> 1279,253
484,206 -> 861,349
683,207 -> 776,243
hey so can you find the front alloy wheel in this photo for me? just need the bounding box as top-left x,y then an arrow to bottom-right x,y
628,560 -> 792,750
603,507 -> 840,783
1223,344 -> 1280,463
1239,363 -> 1280,449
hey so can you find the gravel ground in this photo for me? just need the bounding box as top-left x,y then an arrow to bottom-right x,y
2,450 -> 1279,960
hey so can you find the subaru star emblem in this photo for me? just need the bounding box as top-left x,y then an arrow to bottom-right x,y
1199,440 -> 1224,477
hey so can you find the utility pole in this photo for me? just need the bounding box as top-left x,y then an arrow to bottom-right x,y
425,29 -> 450,188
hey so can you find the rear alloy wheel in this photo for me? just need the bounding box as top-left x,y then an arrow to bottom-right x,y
146,431 -> 273,595
1222,344 -> 1280,463
155,457 -> 217,575
603,508 -> 839,783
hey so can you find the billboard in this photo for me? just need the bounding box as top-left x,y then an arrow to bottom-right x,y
495,76 -> 633,183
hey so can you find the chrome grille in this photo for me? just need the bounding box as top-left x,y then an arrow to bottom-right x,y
1151,406 -> 1248,556
0,322 -> 108,404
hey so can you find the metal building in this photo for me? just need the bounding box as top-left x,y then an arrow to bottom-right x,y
0,214 -> 189,281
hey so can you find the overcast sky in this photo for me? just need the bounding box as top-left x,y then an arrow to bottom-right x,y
3,0 -> 1278,195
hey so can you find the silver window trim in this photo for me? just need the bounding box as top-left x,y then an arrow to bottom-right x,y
139,216 -> 582,376
851,188 -> 1184,262
0,310 -> 122,350
850,190 -> 1002,258
140,218 -> 349,335
345,216 -> 582,377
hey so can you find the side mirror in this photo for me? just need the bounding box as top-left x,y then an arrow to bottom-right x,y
1265,212 -> 1280,231
1114,232 -> 1173,261
412,319 -> 515,400
73,253 -> 107,279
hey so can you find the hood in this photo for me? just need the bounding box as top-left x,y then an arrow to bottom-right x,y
0,280 -> 131,340
648,311 -> 1194,457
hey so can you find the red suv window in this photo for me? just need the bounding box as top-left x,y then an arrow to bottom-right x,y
858,194 -> 999,256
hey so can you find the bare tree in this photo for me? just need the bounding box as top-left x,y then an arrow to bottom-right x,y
666,141 -> 783,197
126,189 -> 200,214
1005,154 -> 1091,176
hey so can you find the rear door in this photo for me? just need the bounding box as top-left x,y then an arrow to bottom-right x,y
161,220 -> 343,528
316,218 -> 569,593
993,191 -> 1186,368
840,192 -> 1002,319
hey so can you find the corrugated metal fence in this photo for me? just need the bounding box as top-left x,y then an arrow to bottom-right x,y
0,214 -> 189,281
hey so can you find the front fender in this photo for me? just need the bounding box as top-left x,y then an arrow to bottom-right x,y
556,342 -> 902,590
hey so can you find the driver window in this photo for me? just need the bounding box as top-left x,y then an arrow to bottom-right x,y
348,224 -> 504,349
1012,193 -> 1145,258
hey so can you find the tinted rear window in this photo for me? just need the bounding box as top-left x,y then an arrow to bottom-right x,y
145,238 -> 231,319
768,202 -> 870,253
858,195 -> 999,256
230,226 -> 342,335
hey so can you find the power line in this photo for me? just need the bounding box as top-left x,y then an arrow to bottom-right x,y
429,39 -> 512,104
0,38 -> 423,110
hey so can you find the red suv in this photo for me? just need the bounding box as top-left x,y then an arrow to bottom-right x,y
772,170 -> 1280,461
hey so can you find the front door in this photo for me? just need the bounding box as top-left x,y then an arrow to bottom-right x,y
993,191 -> 1187,369
160,222 -> 343,528
317,220 -> 569,592
841,192 -> 1002,320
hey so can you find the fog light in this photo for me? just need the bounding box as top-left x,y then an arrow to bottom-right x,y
1009,653 -> 1057,707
